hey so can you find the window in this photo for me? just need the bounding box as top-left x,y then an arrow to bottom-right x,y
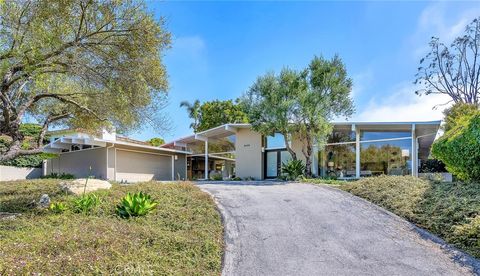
321,144 -> 356,178
360,139 -> 411,176
265,133 -> 286,149
361,131 -> 411,141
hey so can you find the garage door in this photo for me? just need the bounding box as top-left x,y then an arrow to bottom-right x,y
116,150 -> 172,182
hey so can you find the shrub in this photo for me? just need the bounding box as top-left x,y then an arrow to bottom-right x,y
230,177 -> 242,181
341,175 -> 429,220
49,202 -> 68,214
42,172 -> 75,179
419,159 -> 447,173
452,216 -> 480,257
116,192 -> 158,218
281,159 -> 305,180
72,194 -> 100,214
210,173 -> 223,181
432,112 -> 480,181
0,153 -> 57,168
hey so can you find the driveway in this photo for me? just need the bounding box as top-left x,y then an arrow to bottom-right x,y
197,181 -> 479,276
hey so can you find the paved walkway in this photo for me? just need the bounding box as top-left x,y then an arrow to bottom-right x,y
197,181 -> 479,276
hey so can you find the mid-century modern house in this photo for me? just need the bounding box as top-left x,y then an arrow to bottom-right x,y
43,120 -> 441,182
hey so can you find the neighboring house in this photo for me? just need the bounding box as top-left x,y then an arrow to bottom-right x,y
161,121 -> 441,180
43,129 -> 189,182
42,120 -> 441,182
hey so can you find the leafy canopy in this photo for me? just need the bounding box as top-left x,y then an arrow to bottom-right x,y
242,55 -> 354,175
147,137 -> 165,147
0,0 -> 170,161
181,99 -> 248,133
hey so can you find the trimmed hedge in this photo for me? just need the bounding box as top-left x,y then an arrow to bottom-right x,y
432,113 -> 480,181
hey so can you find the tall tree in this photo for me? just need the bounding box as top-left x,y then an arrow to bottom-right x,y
0,0 -> 170,162
180,99 -> 249,132
415,17 -> 480,105
294,56 -> 354,176
242,55 -> 354,176
241,69 -> 300,161
180,100 -> 201,132
197,99 -> 248,132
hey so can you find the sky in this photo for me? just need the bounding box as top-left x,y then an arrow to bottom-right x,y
131,1 -> 480,141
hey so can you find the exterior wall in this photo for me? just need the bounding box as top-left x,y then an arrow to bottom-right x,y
174,154 -> 187,180
45,147 -> 107,179
115,149 -> 172,182
0,165 -> 43,181
106,146 -> 115,180
235,128 -> 263,180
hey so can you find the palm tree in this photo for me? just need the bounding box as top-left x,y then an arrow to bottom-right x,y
180,100 -> 201,132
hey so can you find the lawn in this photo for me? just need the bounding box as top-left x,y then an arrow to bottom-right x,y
0,179 -> 223,275
338,175 -> 480,258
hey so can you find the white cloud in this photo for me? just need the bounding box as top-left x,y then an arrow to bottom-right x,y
171,36 -> 206,59
351,69 -> 373,98
410,2 -> 480,58
353,83 -> 451,122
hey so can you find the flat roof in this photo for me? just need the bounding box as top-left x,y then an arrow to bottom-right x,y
163,121 -> 442,147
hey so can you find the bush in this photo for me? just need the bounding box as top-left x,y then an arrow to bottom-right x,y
281,159 -> 305,180
49,202 -> 68,214
432,112 -> 480,181
42,172 -> 75,179
452,216 -> 480,257
210,173 -> 223,181
0,153 -> 57,168
72,194 -> 100,214
419,159 -> 447,173
116,192 -> 158,218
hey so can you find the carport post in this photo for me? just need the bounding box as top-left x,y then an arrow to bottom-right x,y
205,139 -> 208,180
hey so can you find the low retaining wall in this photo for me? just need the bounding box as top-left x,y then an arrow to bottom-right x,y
419,172 -> 453,182
0,165 -> 43,181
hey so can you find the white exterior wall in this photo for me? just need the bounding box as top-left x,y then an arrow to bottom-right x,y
0,165 -> 43,181
235,128 -> 263,180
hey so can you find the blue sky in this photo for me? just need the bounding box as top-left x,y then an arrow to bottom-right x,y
132,1 -> 480,141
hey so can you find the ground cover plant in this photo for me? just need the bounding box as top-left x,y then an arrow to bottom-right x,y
340,175 -> 480,258
301,177 -> 352,186
0,180 -> 223,275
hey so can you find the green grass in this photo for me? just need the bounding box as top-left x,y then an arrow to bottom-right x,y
0,179 -> 223,275
340,175 -> 480,258
301,177 -> 354,186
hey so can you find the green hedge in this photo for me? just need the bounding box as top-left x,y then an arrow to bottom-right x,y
432,113 -> 480,181
0,153 -> 57,168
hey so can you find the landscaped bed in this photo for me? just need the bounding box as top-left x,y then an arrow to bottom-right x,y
337,175 -> 480,258
0,179 -> 223,275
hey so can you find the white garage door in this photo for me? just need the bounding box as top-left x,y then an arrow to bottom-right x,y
116,150 -> 172,182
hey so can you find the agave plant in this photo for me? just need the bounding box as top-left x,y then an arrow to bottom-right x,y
116,192 -> 158,219
281,159 -> 305,181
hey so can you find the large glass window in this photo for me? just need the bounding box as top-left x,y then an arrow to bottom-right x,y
360,139 -> 411,176
266,133 -> 286,149
321,144 -> 356,179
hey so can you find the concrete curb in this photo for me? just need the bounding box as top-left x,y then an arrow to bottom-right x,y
198,186 -> 238,276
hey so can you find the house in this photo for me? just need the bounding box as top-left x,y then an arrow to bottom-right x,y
43,129 -> 189,182
43,120 -> 441,182
161,121 -> 441,180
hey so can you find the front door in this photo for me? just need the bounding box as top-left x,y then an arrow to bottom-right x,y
265,150 -> 292,178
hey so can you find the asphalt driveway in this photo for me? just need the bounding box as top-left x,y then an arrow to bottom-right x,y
197,181 -> 479,276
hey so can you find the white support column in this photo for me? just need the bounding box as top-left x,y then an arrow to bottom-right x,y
411,124 -> 417,177
205,139 -> 209,180
355,125 -> 360,178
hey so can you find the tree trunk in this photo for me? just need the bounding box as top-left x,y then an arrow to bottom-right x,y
300,128 -> 313,177
282,132 -> 297,161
